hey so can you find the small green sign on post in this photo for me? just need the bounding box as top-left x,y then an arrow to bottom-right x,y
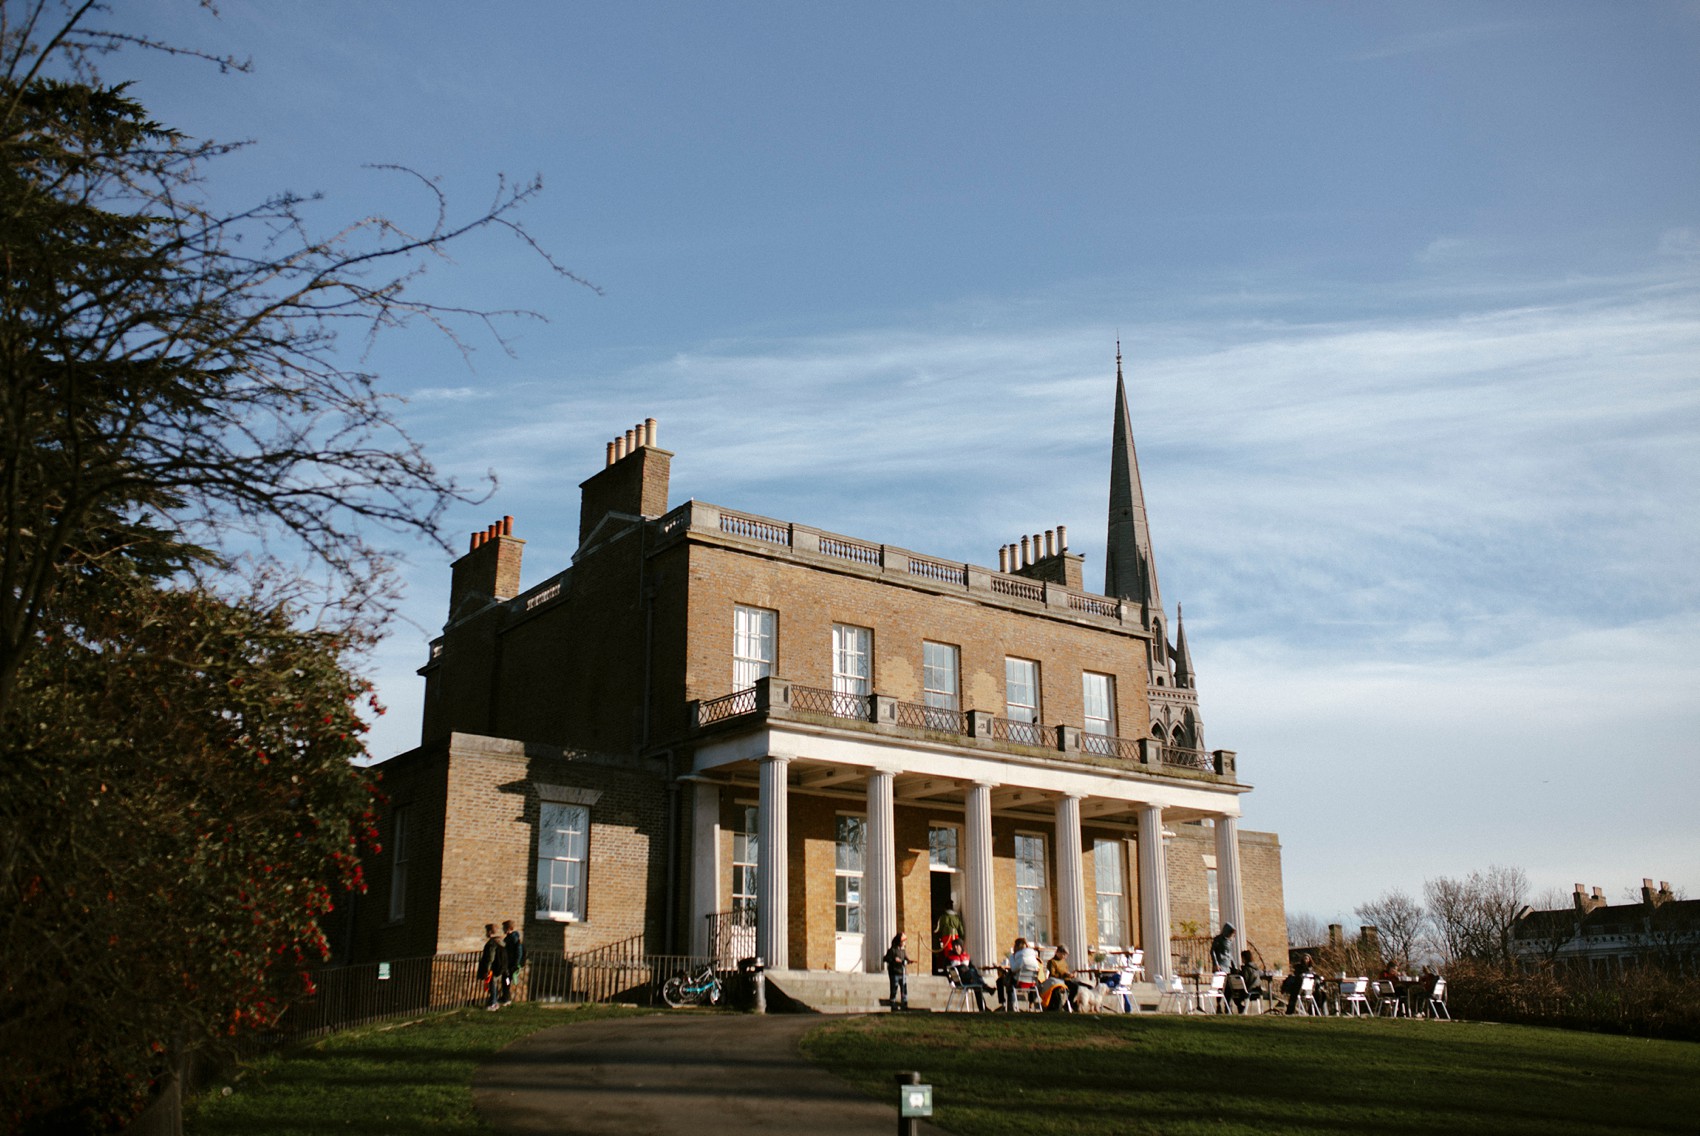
899,1084 -> 932,1118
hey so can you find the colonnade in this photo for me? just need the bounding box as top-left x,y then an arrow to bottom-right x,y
692,757 -> 1245,975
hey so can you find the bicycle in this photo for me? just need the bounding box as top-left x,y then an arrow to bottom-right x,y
660,962 -> 723,1008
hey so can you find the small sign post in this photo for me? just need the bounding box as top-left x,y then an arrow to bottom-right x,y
895,1071 -> 931,1135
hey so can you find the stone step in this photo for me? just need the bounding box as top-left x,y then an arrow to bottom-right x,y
763,969 -> 954,1014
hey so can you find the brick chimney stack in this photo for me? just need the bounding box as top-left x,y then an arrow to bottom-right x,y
1573,883 -> 1607,914
1003,523 -> 1086,589
449,515 -> 525,621
579,417 -> 672,548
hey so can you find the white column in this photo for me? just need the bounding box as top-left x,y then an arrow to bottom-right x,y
756,756 -> 792,969
1054,794 -> 1087,956
863,769 -> 897,972
1214,814 -> 1246,961
964,781 -> 997,966
1137,804 -> 1173,982
689,781 -> 722,958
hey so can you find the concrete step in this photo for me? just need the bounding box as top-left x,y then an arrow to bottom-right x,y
763,969 -> 954,1014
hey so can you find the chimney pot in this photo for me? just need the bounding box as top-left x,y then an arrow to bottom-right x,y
606,441 -> 616,466
502,515 -> 513,536
1019,535 -> 1031,566
624,428 -> 635,452
998,546 -> 1009,573
646,417 -> 658,448
468,533 -> 478,552
1057,524 -> 1068,550
1045,529 -> 1056,557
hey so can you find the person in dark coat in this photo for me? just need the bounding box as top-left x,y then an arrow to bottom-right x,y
500,919 -> 524,1004
1210,923 -> 1235,971
478,923 -> 509,1010
882,932 -> 912,1010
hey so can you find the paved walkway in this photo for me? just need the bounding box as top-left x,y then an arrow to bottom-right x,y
475,1012 -> 947,1136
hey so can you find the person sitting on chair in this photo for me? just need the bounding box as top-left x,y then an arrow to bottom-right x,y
1282,953 -> 1314,1015
997,937 -> 1038,1010
1229,949 -> 1264,1013
1041,944 -> 1081,1011
941,935 -> 991,1011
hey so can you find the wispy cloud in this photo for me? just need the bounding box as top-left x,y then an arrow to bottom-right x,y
1350,20 -> 1527,62
371,264 -> 1700,909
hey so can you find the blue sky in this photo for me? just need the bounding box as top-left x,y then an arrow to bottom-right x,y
108,2 -> 1699,924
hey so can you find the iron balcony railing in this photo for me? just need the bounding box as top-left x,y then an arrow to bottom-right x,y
698,686 -> 758,726
894,700 -> 968,734
1082,731 -> 1144,761
789,683 -> 872,721
990,716 -> 1059,748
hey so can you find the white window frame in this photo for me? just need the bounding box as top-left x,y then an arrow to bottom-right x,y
832,623 -> 872,696
1082,672 -> 1116,736
1014,831 -> 1051,945
535,802 -> 589,922
732,805 -> 758,913
733,605 -> 776,690
387,805 -> 411,923
835,814 -> 866,934
1093,838 -> 1127,949
1005,657 -> 1040,723
922,641 -> 959,709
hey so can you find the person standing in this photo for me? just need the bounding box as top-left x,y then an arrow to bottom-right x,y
883,932 -> 912,1010
478,923 -> 509,1011
500,919 -> 524,1004
1209,923 -> 1235,972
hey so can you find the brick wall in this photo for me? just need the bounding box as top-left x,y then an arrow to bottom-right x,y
682,539 -> 1152,740
351,734 -> 671,964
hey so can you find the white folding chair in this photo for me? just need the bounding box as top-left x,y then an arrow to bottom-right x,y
1125,948 -> 1146,982
1294,973 -> 1322,1016
1425,977 -> 1452,1020
944,966 -> 970,1012
1341,977 -> 1373,1016
1093,953 -> 1144,1012
1374,981 -> 1403,1017
1156,974 -> 1188,1014
1201,971 -> 1230,1013
1013,963 -> 1042,1011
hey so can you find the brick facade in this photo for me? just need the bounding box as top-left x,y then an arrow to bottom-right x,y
351,391 -> 1288,979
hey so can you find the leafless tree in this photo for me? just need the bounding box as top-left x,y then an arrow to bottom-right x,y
1424,865 -> 1530,965
1353,887 -> 1428,969
1286,911 -> 1329,951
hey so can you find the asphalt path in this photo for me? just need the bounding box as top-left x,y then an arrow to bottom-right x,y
474,1012 -> 950,1136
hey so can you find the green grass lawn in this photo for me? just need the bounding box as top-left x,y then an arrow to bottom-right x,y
187,1006 -> 1699,1136
186,1004 -> 638,1136
800,1013 -> 1700,1136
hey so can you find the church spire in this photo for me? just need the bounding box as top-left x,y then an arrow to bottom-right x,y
1104,343 -> 1161,612
1173,603 -> 1195,689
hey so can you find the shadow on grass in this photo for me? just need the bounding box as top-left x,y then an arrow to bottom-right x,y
801,1013 -> 1700,1136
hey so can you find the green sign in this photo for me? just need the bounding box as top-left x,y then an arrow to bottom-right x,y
900,1084 -> 933,1118
377,962 -> 391,981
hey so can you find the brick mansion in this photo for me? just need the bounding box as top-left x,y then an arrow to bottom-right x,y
349,352 -> 1289,981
